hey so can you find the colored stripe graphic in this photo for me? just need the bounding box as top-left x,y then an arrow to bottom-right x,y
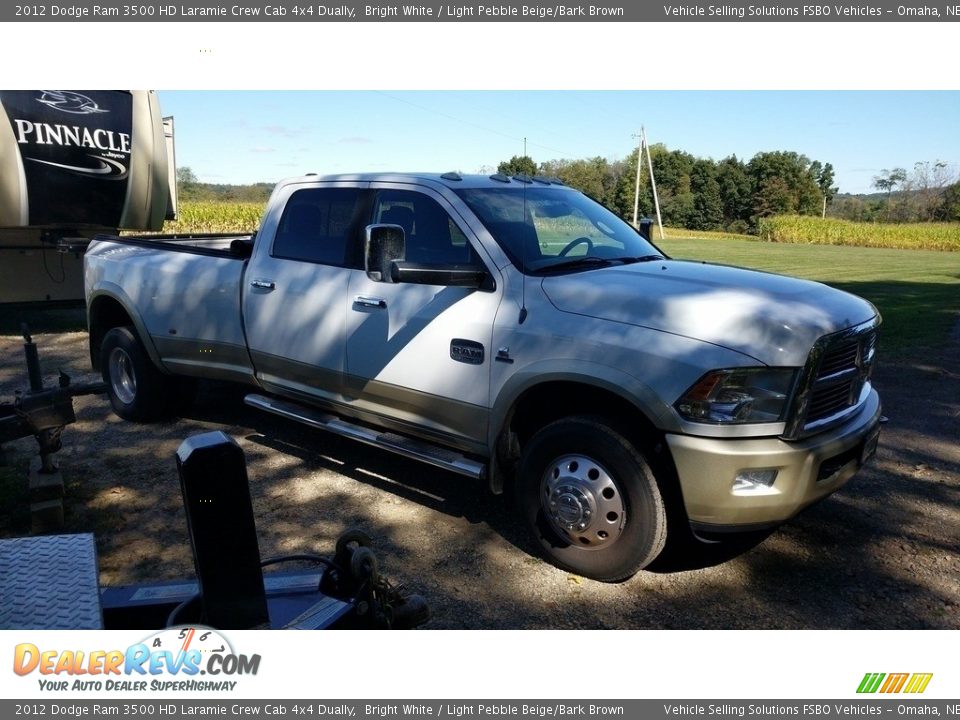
857,672 -> 932,693
881,673 -> 909,693
904,674 -> 934,694
857,673 -> 885,694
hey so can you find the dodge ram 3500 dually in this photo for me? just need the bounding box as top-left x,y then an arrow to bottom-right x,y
85,172 -> 882,581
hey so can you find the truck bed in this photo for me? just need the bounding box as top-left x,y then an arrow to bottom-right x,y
96,232 -> 255,258
85,233 -> 255,384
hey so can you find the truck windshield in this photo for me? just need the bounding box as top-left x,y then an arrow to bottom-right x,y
455,186 -> 663,274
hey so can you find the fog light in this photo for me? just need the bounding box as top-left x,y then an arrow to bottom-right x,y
732,468 -> 779,494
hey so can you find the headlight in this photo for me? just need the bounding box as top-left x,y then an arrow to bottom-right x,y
675,368 -> 797,424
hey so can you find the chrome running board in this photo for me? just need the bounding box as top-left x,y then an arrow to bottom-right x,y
244,393 -> 486,481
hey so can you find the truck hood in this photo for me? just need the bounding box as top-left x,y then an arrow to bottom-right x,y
540,259 -> 877,366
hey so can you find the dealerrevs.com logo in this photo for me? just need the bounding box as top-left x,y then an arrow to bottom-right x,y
857,673 -> 933,694
12,627 -> 261,692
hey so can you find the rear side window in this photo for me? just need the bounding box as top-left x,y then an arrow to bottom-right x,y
272,188 -> 363,266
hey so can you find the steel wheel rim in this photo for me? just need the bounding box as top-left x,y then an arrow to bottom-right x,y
108,347 -> 137,405
540,454 -> 626,550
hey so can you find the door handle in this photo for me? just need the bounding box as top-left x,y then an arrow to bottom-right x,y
250,279 -> 276,290
354,296 -> 386,309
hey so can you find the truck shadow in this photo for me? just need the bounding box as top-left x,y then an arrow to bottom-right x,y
647,530 -> 774,573
177,380 -> 805,581
167,333 -> 960,630
2,290 -> 958,629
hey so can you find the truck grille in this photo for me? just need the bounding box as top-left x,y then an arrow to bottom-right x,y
817,341 -> 860,379
806,340 -> 864,422
783,320 -> 878,439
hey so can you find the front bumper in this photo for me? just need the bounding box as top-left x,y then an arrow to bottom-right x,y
666,388 -> 881,532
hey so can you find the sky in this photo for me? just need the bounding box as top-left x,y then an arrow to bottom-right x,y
159,91 -> 960,195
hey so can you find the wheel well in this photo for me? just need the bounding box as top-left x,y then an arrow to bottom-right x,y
499,381 -> 688,533
88,296 -> 134,370
506,381 -> 660,454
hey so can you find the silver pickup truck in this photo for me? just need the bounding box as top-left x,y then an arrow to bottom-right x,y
85,172 -> 882,581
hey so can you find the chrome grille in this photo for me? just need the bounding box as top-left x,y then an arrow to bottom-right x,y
817,341 -> 859,379
806,340 -> 863,422
782,319 -> 878,439
806,375 -> 856,422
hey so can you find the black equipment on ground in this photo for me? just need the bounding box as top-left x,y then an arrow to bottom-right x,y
141,431 -> 430,631
176,432 -> 270,629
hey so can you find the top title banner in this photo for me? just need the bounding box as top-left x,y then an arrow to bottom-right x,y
5,0 -> 959,22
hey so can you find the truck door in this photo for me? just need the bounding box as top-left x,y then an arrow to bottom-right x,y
344,186 -> 500,451
243,184 -> 367,404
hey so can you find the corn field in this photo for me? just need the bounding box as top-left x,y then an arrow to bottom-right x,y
757,215 -> 960,252
163,202 -> 266,234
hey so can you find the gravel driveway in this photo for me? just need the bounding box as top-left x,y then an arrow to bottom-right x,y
1,315 -> 957,629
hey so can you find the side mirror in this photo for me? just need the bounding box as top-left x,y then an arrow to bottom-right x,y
365,224 -> 406,282
638,218 -> 654,241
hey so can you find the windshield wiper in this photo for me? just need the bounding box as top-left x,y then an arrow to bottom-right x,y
531,256 -> 617,274
531,254 -> 665,274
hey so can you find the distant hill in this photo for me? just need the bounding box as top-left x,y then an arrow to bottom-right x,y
834,191 -> 890,202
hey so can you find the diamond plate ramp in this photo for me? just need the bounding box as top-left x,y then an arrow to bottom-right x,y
0,533 -> 103,629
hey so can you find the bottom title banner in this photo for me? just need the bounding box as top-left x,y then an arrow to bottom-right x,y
3,701 -> 958,719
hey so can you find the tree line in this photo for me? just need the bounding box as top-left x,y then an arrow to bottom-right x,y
176,167 -> 273,203
499,149 -> 959,231
832,161 -> 960,224
497,147 -> 837,234
177,152 -> 836,234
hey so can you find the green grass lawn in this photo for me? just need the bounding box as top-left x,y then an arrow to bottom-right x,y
656,235 -> 960,358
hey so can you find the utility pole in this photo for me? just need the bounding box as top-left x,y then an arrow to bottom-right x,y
642,126 -> 665,240
631,129 -> 643,229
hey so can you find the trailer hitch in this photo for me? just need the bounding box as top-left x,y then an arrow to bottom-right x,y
0,325 -> 106,529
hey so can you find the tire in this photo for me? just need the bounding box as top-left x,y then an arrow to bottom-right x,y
516,416 -> 667,582
100,326 -> 175,421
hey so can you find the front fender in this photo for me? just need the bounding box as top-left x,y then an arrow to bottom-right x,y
488,358 -> 682,453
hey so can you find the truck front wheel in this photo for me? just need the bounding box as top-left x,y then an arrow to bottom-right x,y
516,417 -> 667,582
101,326 -> 177,421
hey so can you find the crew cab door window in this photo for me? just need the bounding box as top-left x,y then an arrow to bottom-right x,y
372,190 -> 480,266
272,187 -> 364,267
